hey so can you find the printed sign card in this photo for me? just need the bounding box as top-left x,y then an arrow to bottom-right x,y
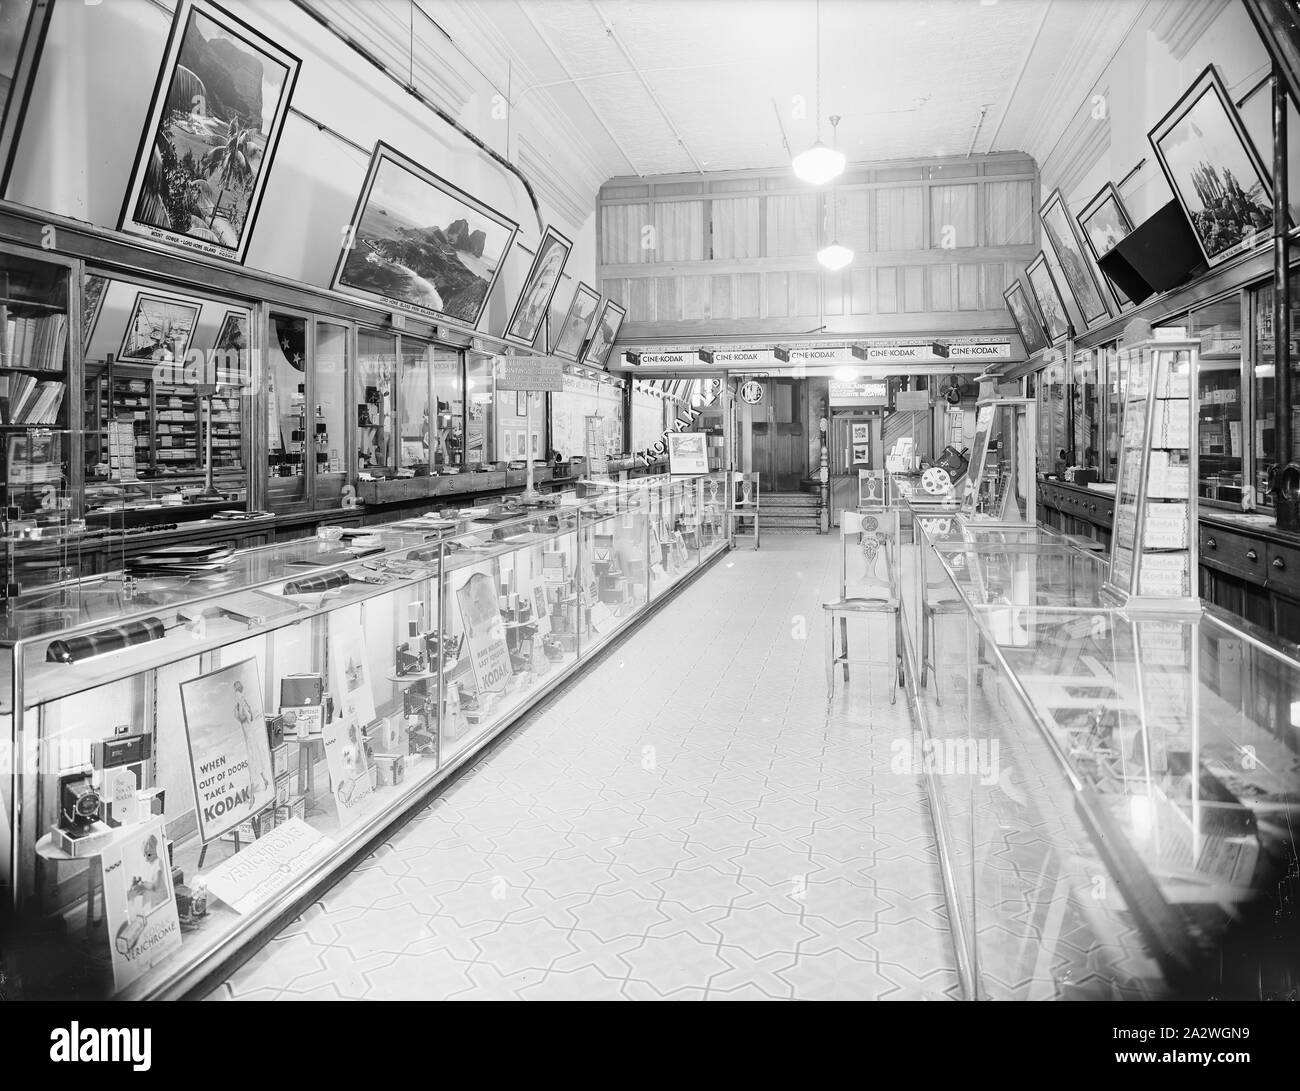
202,817 -> 331,915
180,659 -> 276,842
101,819 -> 182,991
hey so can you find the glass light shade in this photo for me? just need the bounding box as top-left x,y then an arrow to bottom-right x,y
834,366 -> 859,382
817,241 -> 854,271
791,141 -> 846,185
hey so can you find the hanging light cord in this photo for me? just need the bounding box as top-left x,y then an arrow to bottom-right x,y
815,0 -> 822,143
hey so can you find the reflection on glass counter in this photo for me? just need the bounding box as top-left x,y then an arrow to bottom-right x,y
0,474 -> 728,998
909,518 -> 1300,999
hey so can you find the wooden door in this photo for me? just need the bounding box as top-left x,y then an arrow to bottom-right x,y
751,379 -> 805,491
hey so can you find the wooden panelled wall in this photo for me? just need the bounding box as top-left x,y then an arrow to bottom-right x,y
598,153 -> 1040,342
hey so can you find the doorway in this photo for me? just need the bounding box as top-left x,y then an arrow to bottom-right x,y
750,378 -> 807,491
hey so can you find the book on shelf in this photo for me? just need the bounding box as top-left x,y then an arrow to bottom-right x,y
2,313 -> 67,371
0,372 -> 65,424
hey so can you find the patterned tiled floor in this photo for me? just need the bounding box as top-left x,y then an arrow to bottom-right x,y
207,537 -> 960,1001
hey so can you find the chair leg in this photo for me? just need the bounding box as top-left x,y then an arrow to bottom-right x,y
825,612 -> 836,694
921,604 -> 931,688
840,615 -> 849,681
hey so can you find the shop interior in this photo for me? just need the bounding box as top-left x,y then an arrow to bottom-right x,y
1,0 -> 1299,1006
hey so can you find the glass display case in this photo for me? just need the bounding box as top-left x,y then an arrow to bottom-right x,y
907,518 -> 1300,999
959,398 -> 1036,525
1251,274 -> 1300,509
1107,333 -> 1198,606
0,473 -> 728,999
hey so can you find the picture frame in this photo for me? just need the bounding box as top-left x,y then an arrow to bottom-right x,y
1040,187 -> 1111,328
0,0 -> 55,196
213,309 -> 249,377
1025,253 -> 1071,345
516,391 -> 529,417
851,443 -> 870,465
1148,64 -> 1278,270
81,273 -> 109,356
332,141 -> 520,328
552,282 -> 601,362
581,299 -> 627,370
1076,182 -> 1136,310
504,224 -> 573,347
118,0 -> 300,264
118,292 -> 201,364
1003,280 -> 1049,356
850,422 -> 871,445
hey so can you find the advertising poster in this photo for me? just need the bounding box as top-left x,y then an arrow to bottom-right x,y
101,818 -> 182,992
202,817 -> 331,914
180,658 -> 276,842
667,432 -> 709,475
322,713 -> 375,824
329,604 -> 376,726
456,570 -> 512,694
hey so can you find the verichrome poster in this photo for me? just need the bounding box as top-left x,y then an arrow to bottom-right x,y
179,658 -> 276,842
456,569 -> 512,694
202,817 -> 331,915
329,604 -> 377,725
322,713 -> 375,824
101,818 -> 182,992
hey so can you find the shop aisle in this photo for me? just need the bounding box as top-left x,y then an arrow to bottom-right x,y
206,538 -> 960,1001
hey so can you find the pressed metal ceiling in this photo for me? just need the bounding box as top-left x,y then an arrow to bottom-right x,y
411,0 -> 1147,178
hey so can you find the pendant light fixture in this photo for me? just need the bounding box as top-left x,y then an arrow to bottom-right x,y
792,0 -> 846,186
817,116 -> 853,271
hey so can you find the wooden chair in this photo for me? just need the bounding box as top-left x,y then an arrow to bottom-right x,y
857,469 -> 893,510
701,475 -> 726,547
726,472 -> 760,549
823,508 -> 903,702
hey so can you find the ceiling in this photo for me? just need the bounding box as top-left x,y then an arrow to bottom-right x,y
418,0 -> 1147,180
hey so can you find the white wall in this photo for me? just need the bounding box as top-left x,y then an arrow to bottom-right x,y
7,0 -> 596,337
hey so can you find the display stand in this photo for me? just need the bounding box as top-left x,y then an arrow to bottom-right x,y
1105,330 -> 1199,612
958,398 -> 1037,526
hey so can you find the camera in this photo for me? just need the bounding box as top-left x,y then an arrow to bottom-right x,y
175,883 -> 208,925
394,641 -> 426,677
59,772 -> 103,830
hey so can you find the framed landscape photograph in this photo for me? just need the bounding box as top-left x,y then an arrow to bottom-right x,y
582,299 -> 627,370
0,0 -> 54,194
213,308 -> 249,371
1076,182 -> 1135,310
81,273 -> 109,355
504,225 -> 572,347
1025,254 -> 1071,345
119,0 -> 300,263
118,293 -> 201,364
552,282 -> 601,362
1149,64 -> 1277,269
1040,187 -> 1111,328
332,141 -> 520,328
1003,280 -> 1049,356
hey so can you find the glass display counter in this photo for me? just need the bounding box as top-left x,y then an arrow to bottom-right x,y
0,474 -> 728,999
905,517 -> 1300,999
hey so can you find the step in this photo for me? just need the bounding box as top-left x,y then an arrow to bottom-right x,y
764,494 -> 821,508
762,515 -> 822,528
762,525 -> 822,535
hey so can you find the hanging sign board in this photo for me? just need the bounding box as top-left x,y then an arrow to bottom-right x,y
949,343 -> 1011,361
713,349 -> 772,366
894,390 -> 931,411
829,380 -> 889,407
496,355 -> 564,391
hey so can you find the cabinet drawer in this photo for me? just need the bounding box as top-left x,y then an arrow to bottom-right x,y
1265,540 -> 1300,596
1200,525 -> 1266,582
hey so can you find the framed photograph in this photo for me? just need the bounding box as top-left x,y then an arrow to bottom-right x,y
0,0 -> 55,195
1149,64 -> 1277,270
1076,182 -> 1136,310
1040,187 -> 1111,328
118,292 -> 201,364
213,309 -> 249,375
1003,280 -> 1049,356
1025,253 -> 1070,345
332,141 -> 520,328
850,422 -> 870,444
504,224 -> 573,347
552,282 -> 601,362
179,658 -> 276,843
81,273 -> 109,355
516,391 -> 528,417
581,299 -> 627,370
851,443 -> 870,465
119,0 -> 300,263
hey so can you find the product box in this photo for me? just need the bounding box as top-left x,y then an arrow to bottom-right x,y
280,674 -> 325,740
274,774 -> 291,808
265,714 -> 286,750
373,750 -> 405,788
271,743 -> 290,781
